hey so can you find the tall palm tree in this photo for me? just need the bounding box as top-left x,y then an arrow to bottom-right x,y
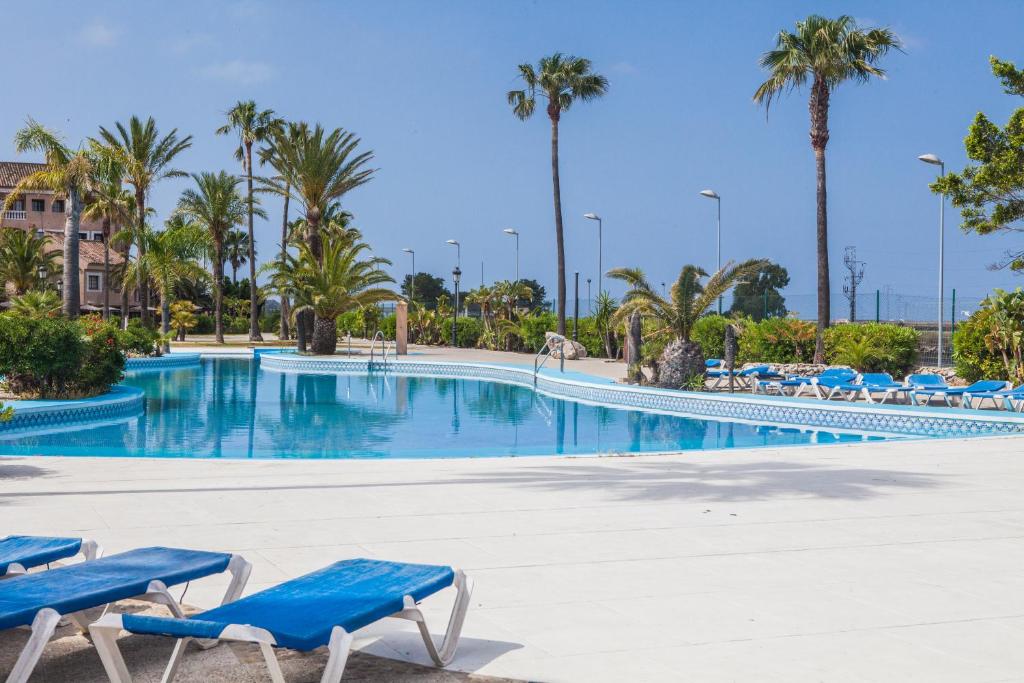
83,152 -> 134,319
216,101 -> 283,341
609,260 -> 765,386
507,54 -> 608,335
754,15 -> 900,361
174,172 -> 255,343
0,228 -> 61,294
223,229 -> 250,283
6,118 -> 94,317
119,219 -> 209,352
94,116 -> 193,325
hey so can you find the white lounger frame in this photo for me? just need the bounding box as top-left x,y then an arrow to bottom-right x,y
89,568 -> 473,683
1,538 -> 102,579
6,554 -> 250,683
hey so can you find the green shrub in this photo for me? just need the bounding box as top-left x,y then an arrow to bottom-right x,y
573,317 -> 606,358
521,311 -> 558,351
824,323 -> 919,376
117,320 -> 161,357
0,315 -> 125,398
691,314 -> 731,360
953,309 -> 1007,382
336,310 -> 364,337
259,311 -> 281,333
738,317 -> 817,364
440,316 -> 483,347
193,313 -> 215,334
380,314 -> 397,341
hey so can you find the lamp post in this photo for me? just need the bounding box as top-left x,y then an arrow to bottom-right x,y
583,213 -> 603,296
699,189 -> 722,313
918,153 -> 945,366
451,266 -> 461,347
402,248 -> 415,307
446,239 -> 460,268
503,228 -> 519,283
586,278 -> 592,313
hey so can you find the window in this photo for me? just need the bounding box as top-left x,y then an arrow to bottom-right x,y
51,199 -> 64,213
30,199 -> 45,212
10,199 -> 24,211
78,232 -> 88,241
92,232 -> 104,241
87,273 -> 102,292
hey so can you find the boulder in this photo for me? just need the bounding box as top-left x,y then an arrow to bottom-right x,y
546,332 -> 588,360
656,338 -> 705,388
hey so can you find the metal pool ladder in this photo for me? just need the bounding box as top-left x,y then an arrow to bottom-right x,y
533,334 -> 565,386
370,330 -> 390,372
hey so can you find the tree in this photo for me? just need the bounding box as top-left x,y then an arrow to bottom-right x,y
0,228 -> 60,295
9,290 -> 61,318
170,300 -> 197,341
609,260 -> 765,387
508,54 -> 608,335
518,278 -> 547,310
174,171 -> 253,343
6,118 -> 94,317
83,153 -> 134,319
933,57 -> 1024,270
217,101 -> 283,341
400,272 -> 450,307
754,16 -> 900,361
224,229 -> 250,283
94,116 -> 192,326
729,262 -> 790,321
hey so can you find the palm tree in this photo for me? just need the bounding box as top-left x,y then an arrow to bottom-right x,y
507,54 -> 608,335
223,229 -> 250,283
170,300 -> 198,342
287,232 -> 396,355
609,260 -> 765,386
216,101 -> 283,341
0,228 -> 61,295
6,118 -> 94,317
174,172 -> 254,343
9,290 -> 61,318
260,248 -> 310,351
94,116 -> 193,325
119,219 -> 209,352
754,15 -> 900,361
83,152 -> 134,319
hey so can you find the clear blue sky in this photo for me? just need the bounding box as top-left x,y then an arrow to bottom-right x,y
4,0 -> 1023,318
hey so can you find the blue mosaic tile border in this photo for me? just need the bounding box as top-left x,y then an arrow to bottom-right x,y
125,353 -> 202,371
0,386 -> 145,434
259,354 -> 1024,438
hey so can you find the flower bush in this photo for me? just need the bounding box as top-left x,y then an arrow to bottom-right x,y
116,320 -> 162,357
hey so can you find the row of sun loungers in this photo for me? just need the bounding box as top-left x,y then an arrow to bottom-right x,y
0,534 -> 470,683
706,360 -> 1020,409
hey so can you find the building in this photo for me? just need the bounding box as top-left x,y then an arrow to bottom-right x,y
0,161 -> 125,311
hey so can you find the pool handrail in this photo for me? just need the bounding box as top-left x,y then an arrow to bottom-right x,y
534,334 -> 566,386
369,331 -> 390,372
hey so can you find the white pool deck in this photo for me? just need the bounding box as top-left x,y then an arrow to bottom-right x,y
6,346 -> 1024,681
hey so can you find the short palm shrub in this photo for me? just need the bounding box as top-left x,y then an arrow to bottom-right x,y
738,317 -> 817,364
824,323 -> 919,376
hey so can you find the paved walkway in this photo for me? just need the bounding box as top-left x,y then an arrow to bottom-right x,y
5,433 -> 1024,681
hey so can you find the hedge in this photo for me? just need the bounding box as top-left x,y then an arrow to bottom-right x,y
824,323 -> 919,376
440,316 -> 483,347
953,309 -> 1007,382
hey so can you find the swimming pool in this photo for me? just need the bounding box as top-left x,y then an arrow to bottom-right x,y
0,358 -> 889,459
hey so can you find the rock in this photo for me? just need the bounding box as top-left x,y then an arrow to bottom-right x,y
657,338 -> 705,388
545,332 -> 588,360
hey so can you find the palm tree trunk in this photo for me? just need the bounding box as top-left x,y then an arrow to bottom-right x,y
311,315 -> 338,355
64,187 -> 82,318
302,209 -> 320,343
279,187 -> 290,341
102,217 -> 111,320
809,78 -> 831,363
118,231 -> 130,329
161,294 -> 171,354
549,112 -> 566,336
213,239 -> 225,343
135,190 -> 150,326
246,143 -> 263,342
295,309 -> 307,352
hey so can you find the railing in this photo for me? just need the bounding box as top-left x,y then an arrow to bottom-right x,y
533,334 -> 566,386
3,210 -> 26,221
369,330 -> 390,372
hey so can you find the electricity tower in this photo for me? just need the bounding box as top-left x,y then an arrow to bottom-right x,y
842,246 -> 866,322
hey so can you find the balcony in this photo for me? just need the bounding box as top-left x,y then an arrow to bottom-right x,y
3,210 -> 26,221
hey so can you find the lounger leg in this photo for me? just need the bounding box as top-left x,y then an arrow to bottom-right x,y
159,638 -> 192,683
80,539 -> 103,561
7,608 -> 61,683
89,614 -> 133,683
259,642 -> 286,683
396,570 -> 474,667
222,554 -> 253,605
321,627 -> 354,683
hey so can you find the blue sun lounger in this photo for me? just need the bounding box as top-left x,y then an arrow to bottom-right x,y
911,379 -> 1009,407
90,558 -> 472,683
825,373 -> 912,404
0,535 -> 102,578
709,364 -> 778,390
962,383 -> 1024,410
1,546 -> 250,683
754,368 -> 858,398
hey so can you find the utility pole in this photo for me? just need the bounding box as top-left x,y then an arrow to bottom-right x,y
842,246 -> 866,322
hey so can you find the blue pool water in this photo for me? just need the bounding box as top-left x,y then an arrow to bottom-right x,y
0,358 -> 887,459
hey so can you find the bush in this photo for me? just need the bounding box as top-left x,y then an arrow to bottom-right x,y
117,320 -> 161,357
572,317 -> 605,358
953,309 -> 1007,382
521,311 -> 557,351
380,314 -> 397,341
739,317 -> 817,364
440,316 -> 483,348
0,315 -> 125,398
193,313 -> 215,334
336,310 -> 364,337
259,311 -> 281,333
691,314 -> 731,360
824,323 -> 919,376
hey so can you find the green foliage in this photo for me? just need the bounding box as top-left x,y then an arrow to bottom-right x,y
738,317 -> 817,364
440,316 -> 483,348
401,273 -> 450,308
117,320 -> 161,357
193,313 -> 215,334
380,314 -> 397,341
259,310 -> 280,334
691,314 -> 731,360
572,318 -> 605,358
9,290 -> 61,318
824,323 -> 919,376
0,315 -> 124,398
518,311 -> 558,351
954,309 -> 1008,383
729,262 -> 789,321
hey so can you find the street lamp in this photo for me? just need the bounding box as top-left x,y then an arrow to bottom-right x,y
918,153 -> 946,366
583,213 -> 602,295
446,239 -> 461,268
586,278 -> 592,313
699,189 -> 722,313
503,228 -> 519,283
451,266 -> 462,347
402,248 -> 415,306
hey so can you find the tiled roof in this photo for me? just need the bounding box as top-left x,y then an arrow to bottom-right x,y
0,162 -> 48,189
45,232 -> 124,267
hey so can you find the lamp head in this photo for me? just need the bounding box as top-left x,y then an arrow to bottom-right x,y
503,228 -> 518,236
402,247 -> 414,254
699,189 -> 720,199
446,239 -> 459,246
583,212 -> 600,221
918,153 -> 943,166
452,266 -> 462,283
